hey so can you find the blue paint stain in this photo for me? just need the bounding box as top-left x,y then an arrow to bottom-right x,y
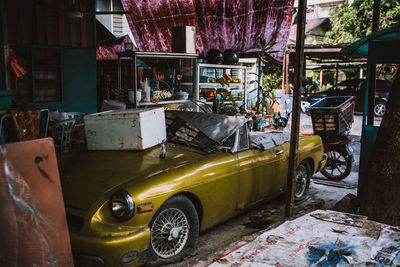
7,181 -> 40,215
307,243 -> 354,266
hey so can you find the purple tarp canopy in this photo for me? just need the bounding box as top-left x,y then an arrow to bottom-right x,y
97,35 -> 134,60
121,0 -> 294,61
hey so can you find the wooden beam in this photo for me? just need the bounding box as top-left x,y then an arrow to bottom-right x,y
319,69 -> 323,88
285,0 -> 307,218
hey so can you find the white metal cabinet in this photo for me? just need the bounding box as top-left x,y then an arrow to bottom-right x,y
196,63 -> 247,107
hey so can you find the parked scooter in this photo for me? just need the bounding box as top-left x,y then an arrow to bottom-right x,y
273,111 -> 291,129
273,98 -> 291,130
300,97 -> 310,115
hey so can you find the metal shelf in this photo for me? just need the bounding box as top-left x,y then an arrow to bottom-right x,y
199,100 -> 244,105
199,83 -> 243,88
197,63 -> 247,69
138,100 -> 190,106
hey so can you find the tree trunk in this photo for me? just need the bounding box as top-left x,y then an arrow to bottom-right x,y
360,70 -> 400,225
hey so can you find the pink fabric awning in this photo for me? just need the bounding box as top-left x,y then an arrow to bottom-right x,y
121,0 -> 294,61
96,35 -> 135,60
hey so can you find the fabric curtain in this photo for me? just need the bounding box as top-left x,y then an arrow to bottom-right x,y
121,0 -> 294,61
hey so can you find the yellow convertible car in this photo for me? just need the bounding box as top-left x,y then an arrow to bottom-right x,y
59,111 -> 326,266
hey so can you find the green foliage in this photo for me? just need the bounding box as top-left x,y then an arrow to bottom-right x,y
325,0 -> 400,44
210,87 -> 245,116
263,72 -> 281,93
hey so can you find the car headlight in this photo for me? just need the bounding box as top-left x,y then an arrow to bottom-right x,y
110,190 -> 134,220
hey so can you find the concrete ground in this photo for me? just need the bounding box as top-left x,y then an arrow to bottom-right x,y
170,114 -> 382,267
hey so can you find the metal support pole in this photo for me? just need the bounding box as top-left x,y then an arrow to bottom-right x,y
133,53 -> 137,108
367,66 -> 377,125
117,56 -> 122,100
285,0 -> 307,218
285,52 -> 290,94
257,59 -> 262,101
367,0 -> 381,125
336,62 -> 339,85
282,53 -> 286,91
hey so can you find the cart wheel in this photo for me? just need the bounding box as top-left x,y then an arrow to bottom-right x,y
320,147 -> 352,180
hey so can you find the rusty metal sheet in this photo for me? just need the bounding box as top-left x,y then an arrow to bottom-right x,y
0,138 -> 73,267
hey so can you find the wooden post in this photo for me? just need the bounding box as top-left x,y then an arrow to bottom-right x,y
282,52 -> 286,91
285,52 -> 290,94
367,0 -> 381,125
285,0 -> 307,218
319,69 -> 323,88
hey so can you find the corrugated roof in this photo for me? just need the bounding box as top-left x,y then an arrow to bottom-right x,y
289,17 -> 330,42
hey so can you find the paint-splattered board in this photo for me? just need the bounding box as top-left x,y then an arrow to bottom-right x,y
0,138 -> 73,266
209,210 -> 400,266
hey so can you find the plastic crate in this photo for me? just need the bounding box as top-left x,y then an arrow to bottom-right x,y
309,96 -> 355,138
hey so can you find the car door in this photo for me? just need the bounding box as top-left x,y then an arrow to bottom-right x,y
237,131 -> 284,209
237,147 -> 277,209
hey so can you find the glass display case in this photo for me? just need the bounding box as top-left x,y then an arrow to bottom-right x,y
196,63 -> 247,106
116,52 -> 197,108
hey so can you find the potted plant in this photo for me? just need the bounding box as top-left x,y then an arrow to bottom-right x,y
249,39 -> 281,130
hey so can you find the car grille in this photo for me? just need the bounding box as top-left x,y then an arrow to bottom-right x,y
66,214 -> 84,233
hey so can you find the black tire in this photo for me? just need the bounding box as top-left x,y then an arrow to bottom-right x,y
146,195 -> 199,266
294,161 -> 311,202
320,146 -> 352,181
374,101 -> 386,117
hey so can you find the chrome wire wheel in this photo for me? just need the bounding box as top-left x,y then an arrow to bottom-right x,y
150,208 -> 190,259
295,164 -> 308,199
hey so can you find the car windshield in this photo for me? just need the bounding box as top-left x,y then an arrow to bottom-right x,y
165,111 -> 246,153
